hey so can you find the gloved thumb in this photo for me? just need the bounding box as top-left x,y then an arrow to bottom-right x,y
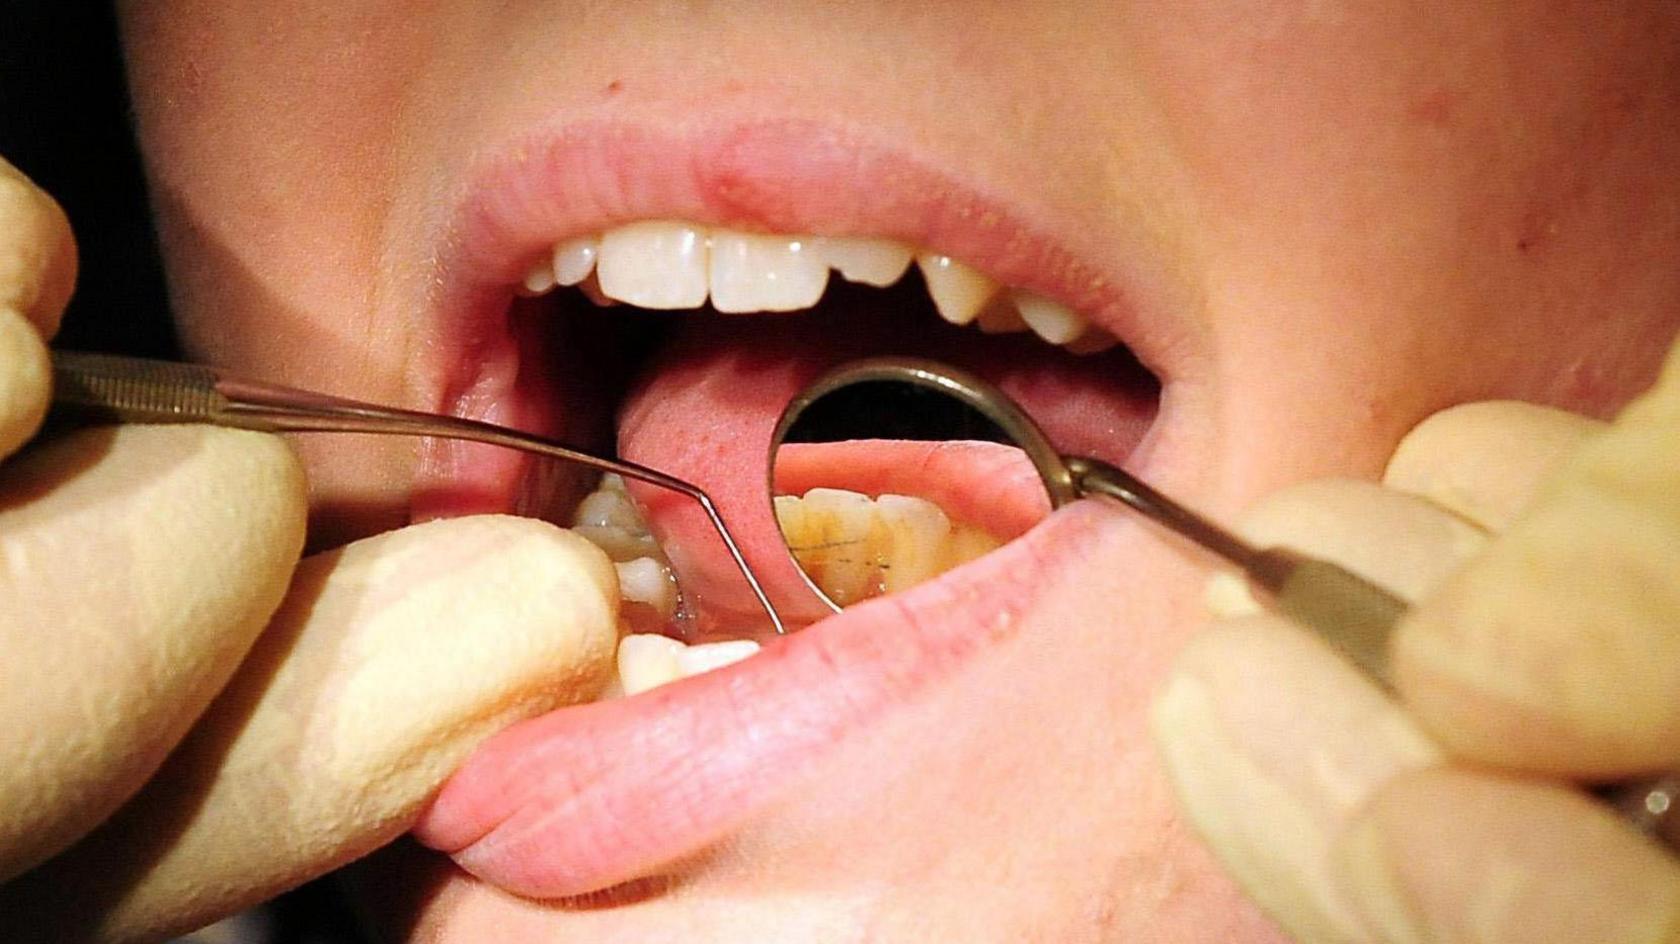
1390,336 -> 1680,779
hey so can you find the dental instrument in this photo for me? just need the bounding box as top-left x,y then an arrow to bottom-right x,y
769,356 -> 1676,847
45,349 -> 785,636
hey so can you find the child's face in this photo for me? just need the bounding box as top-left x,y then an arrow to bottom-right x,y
119,2 -> 1680,939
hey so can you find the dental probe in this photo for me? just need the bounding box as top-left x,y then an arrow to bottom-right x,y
45,349 -> 786,636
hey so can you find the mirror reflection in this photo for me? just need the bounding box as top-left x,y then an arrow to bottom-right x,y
769,378 -> 1035,610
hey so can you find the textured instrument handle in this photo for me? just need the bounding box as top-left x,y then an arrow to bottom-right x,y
49,350 -> 227,425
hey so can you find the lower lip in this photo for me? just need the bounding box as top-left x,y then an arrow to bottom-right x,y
412,499 -> 1113,899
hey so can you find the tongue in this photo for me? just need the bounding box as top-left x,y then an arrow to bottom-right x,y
615,282 -> 1157,636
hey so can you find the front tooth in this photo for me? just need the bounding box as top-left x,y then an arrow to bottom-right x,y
1013,291 -> 1087,344
596,221 -> 710,309
1064,329 -> 1120,355
709,229 -> 830,313
916,253 -> 1000,326
676,639 -> 760,676
552,235 -> 599,287
813,236 -> 914,287
616,634 -> 687,696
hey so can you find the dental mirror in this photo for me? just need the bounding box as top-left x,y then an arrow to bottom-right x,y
767,357 -> 1406,676
767,356 -> 1679,851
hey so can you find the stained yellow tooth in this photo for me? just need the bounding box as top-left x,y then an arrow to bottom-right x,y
973,296 -> 1030,334
774,489 -> 1004,606
916,253 -> 999,326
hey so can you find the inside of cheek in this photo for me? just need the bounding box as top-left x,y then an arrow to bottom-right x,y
502,276 -> 1162,636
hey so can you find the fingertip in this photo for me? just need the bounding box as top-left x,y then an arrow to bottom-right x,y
0,305 -> 50,460
0,156 -> 78,336
1333,768 -> 1680,944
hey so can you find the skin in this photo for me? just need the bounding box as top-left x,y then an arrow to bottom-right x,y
114,2 -> 1680,941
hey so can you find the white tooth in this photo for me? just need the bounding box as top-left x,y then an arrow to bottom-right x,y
708,229 -> 830,313
1013,291 -> 1087,344
552,235 -> 600,287
616,556 -> 677,620
518,258 -> 557,296
676,639 -> 760,677
812,236 -> 914,287
1064,328 -> 1120,355
573,484 -> 646,532
596,221 -> 710,309
916,253 -> 999,326
616,634 -> 686,696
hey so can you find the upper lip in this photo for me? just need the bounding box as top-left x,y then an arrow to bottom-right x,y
405,112 -> 1185,898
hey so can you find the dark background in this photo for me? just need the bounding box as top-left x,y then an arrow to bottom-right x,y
1,1 -> 174,355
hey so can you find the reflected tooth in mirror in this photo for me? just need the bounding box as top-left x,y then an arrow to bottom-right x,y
873,494 -> 954,594
916,253 -> 999,326
676,639 -> 760,677
552,235 -> 599,287
813,236 -> 914,287
518,258 -> 557,297
774,488 -> 877,606
597,221 -> 710,309
1014,291 -> 1087,344
774,488 -> 1005,607
616,634 -> 686,697
709,229 -> 830,313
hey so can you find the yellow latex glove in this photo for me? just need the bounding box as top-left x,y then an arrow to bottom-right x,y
1154,340 -> 1680,943
0,159 -> 623,942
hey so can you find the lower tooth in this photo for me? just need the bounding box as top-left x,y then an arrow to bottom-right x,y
773,488 -> 1003,606
614,634 -> 761,697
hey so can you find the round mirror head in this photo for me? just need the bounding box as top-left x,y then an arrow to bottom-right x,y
767,357 -> 1079,613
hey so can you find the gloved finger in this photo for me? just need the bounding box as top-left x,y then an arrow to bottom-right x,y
1330,767 -> 1680,944
0,515 -> 622,944
1157,480 -> 1492,942
1393,340 -> 1680,777
1383,400 -> 1603,532
0,303 -> 51,460
1153,614 -> 1443,944
0,425 -> 306,882
0,154 -> 77,336
1204,478 -> 1490,618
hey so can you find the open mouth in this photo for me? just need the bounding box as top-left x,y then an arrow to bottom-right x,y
405,119 -> 1170,901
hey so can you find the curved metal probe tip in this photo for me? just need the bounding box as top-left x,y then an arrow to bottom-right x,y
48,349 -> 787,635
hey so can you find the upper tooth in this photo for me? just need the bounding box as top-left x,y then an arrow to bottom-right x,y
974,297 -> 1029,334
519,258 -> 557,296
709,231 -> 830,312
552,235 -> 599,287
916,253 -> 999,326
1013,291 -> 1087,344
596,221 -> 710,309
813,236 -> 914,287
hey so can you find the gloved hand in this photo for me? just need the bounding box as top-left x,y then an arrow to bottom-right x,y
1153,337 -> 1680,943
0,157 -> 624,942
